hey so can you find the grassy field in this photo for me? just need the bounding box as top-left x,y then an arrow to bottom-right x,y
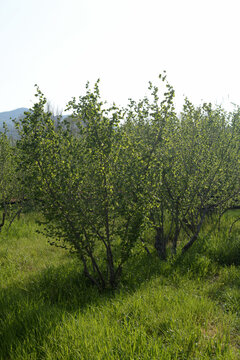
0,211 -> 240,359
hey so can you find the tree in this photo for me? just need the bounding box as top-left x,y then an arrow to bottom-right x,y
120,75 -> 179,259
149,99 -> 240,257
16,83 -> 149,289
15,76 -> 240,288
0,127 -> 21,232
120,78 -> 240,259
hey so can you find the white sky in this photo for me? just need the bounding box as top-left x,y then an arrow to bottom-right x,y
1,0 -> 240,113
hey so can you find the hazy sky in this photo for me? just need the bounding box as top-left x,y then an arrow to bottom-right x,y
1,0 -> 240,113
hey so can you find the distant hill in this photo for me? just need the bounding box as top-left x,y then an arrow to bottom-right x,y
0,108 -> 28,122
0,108 -> 28,138
0,108 -> 71,138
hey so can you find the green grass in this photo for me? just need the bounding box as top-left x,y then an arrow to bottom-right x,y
0,212 -> 240,359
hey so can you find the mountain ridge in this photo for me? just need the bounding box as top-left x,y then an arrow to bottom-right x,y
0,108 -> 28,137
0,108 -> 28,122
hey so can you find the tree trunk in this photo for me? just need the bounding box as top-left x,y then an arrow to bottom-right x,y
172,225 -> 180,255
181,210 -> 207,254
0,208 -> 6,233
155,226 -> 167,260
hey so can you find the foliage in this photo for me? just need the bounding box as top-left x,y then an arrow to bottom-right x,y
0,127 -> 22,232
15,75 -> 240,288
164,100 -> 240,255
16,83 -> 152,288
1,73 -> 240,358
119,77 -> 240,259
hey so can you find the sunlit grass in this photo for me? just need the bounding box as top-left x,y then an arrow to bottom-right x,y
0,211 -> 239,359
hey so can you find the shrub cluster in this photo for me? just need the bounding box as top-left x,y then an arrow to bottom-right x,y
1,75 -> 239,288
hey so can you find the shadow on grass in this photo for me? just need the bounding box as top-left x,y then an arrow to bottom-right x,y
0,262 -> 99,358
0,252 -> 169,359
1,240 -> 238,359
1,209 -> 239,358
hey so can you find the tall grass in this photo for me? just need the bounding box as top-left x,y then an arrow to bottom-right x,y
0,211 -> 239,359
